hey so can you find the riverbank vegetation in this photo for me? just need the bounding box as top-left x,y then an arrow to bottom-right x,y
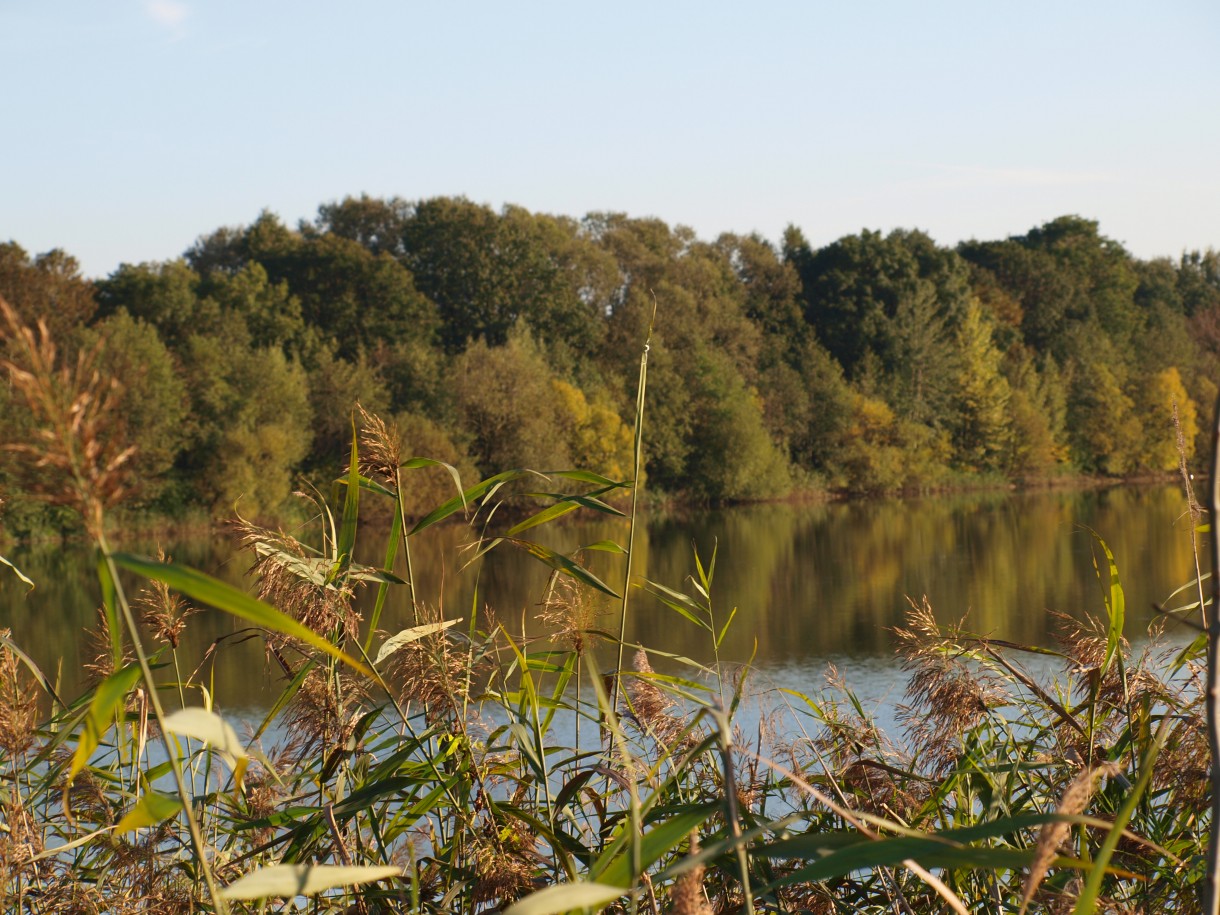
1,200 -> 1217,536
0,291 -> 1216,913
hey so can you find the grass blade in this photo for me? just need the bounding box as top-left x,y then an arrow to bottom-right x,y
110,553 -> 372,679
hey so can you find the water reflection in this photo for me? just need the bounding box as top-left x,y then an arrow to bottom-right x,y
0,485 -> 1201,712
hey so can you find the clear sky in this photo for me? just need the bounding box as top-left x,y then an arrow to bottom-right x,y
2,1 -> 1218,279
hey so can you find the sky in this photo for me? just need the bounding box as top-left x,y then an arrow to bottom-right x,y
2,1 -> 1218,279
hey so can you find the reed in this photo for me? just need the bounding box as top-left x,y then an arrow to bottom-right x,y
0,295 -> 1215,913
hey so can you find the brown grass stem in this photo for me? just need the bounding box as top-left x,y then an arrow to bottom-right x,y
1203,388 -> 1220,915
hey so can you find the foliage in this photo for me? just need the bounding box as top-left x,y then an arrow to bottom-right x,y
0,294 -> 1216,914
3,201 -> 1218,513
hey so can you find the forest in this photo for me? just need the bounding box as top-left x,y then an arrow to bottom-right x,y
1,197 -> 1217,535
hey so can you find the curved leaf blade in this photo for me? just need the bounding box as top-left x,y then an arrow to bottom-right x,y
109,554 -> 371,679
219,864 -> 401,900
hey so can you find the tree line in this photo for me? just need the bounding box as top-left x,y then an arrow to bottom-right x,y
1,197 -> 1216,534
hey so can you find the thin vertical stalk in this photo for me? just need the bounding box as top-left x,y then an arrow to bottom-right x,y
98,537 -> 227,914
395,469 -> 420,625
1204,389 -> 1220,915
612,301 -> 655,717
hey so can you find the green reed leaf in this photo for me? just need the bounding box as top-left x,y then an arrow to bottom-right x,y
1083,528 -> 1125,682
595,803 -> 718,887
109,553 -> 372,679
583,539 -> 627,554
639,577 -> 709,631
410,470 -> 530,534
333,415 -> 361,583
508,538 -> 621,598
1073,724 -> 1168,915
69,662 -> 143,781
95,550 -> 124,670
505,500 -> 582,536
116,790 -> 183,834
402,456 -> 465,499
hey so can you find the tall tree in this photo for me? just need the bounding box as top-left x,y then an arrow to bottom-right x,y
789,228 -> 970,426
0,243 -> 96,337
950,301 -> 1011,471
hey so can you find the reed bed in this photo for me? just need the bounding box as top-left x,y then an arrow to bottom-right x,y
0,294 -> 1215,914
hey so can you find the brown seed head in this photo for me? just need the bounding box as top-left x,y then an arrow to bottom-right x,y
1020,761 -> 1121,914
0,295 -> 135,537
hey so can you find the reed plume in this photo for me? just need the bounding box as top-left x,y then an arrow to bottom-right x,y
0,295 -> 134,538
1019,761 -> 1121,914
896,597 -> 1006,771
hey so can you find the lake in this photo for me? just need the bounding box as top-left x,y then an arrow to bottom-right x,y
0,483 -> 1203,724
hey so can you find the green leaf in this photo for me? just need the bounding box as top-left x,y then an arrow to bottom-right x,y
364,504 -> 403,653
502,882 -> 626,915
95,551 -> 124,670
582,540 -> 627,554
115,790 -> 183,834
374,619 -> 462,666
219,864 -> 402,900
0,630 -> 59,705
639,578 -> 709,631
109,553 -> 372,679
595,804 -> 718,886
505,500 -> 581,536
162,707 -> 250,791
507,539 -> 620,598
69,662 -> 143,781
333,415 -> 361,583
550,470 -> 629,488
410,470 -> 529,534
1084,528 -> 1125,680
1073,726 -> 1168,914
716,606 -> 738,649
402,456 -> 465,502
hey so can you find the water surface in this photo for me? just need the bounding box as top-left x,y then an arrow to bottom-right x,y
1,484 -> 1202,717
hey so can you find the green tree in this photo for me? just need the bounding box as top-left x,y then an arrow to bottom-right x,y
199,261 -> 306,354
1064,336 -> 1142,475
1001,349 -> 1068,477
950,301 -> 1011,471
452,330 -> 569,473
787,228 -> 969,426
1133,366 -> 1198,471
0,243 -> 96,337
177,319 -> 313,516
304,344 -> 391,477
77,311 -> 188,508
315,194 -> 412,257
95,260 -> 205,347
401,197 -> 614,357
681,349 -> 791,502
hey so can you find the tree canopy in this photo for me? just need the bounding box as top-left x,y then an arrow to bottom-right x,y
2,197 -> 1215,533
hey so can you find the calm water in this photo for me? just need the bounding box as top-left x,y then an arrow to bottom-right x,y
0,484 -> 1203,718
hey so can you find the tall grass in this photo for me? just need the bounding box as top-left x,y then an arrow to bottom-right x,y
0,293 -> 1217,913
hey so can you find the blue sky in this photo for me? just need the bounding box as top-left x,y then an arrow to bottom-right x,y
2,1 -> 1218,278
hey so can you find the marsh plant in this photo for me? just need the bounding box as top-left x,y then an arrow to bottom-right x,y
0,292 -> 1217,914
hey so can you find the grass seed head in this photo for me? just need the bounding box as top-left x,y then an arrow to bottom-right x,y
669,833 -> 712,915
135,548 -> 198,649
1020,761 -> 1122,914
0,295 -> 135,537
625,648 -> 683,745
0,630 -> 40,759
357,404 -> 403,483
539,573 -> 604,655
